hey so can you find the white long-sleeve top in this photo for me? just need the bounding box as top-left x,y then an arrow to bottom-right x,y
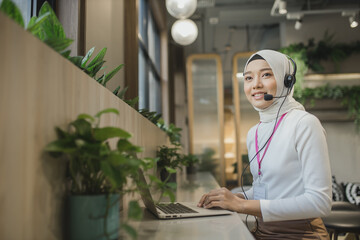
244,109 -> 332,222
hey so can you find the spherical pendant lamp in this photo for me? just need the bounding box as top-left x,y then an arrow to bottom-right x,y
171,19 -> 198,46
166,0 -> 197,19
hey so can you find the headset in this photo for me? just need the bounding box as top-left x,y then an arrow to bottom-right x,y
284,56 -> 297,88
264,56 -> 297,101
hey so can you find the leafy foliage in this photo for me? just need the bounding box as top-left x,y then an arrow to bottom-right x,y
44,108 -> 162,239
280,31 -> 360,73
0,0 -> 24,27
197,148 -> 218,176
139,109 -> 183,146
181,154 -> 200,167
156,146 -> 183,171
44,108 -> 144,194
33,2 -> 73,53
139,109 -> 163,125
294,85 -> 360,130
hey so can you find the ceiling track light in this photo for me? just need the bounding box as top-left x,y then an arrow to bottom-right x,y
349,15 -> 359,28
342,11 -> 359,28
294,19 -> 302,30
278,0 -> 287,15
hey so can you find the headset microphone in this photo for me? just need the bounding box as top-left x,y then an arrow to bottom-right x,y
264,94 -> 286,101
264,56 -> 297,101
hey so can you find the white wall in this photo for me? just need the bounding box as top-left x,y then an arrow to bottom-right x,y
323,122 -> 360,183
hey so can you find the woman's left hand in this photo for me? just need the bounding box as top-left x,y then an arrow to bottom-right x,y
198,187 -> 242,212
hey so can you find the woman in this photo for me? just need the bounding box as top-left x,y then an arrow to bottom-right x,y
198,50 -> 332,239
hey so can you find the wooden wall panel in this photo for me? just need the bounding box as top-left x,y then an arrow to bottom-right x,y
0,12 -> 167,240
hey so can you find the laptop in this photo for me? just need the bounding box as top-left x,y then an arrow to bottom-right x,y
137,169 -> 233,219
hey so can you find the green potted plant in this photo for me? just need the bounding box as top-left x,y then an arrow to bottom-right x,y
182,153 -> 200,175
156,145 -> 182,183
197,148 -> 218,176
44,108 -> 146,240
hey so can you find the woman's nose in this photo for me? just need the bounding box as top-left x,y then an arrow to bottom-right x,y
252,76 -> 262,89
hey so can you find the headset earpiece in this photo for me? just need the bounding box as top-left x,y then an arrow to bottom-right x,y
284,57 -> 297,88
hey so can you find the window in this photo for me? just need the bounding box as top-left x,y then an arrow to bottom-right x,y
138,0 -> 162,113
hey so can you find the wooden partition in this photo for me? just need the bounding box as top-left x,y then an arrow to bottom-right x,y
0,12 -> 167,240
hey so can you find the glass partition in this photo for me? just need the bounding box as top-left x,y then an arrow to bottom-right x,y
186,54 -> 225,186
232,52 -> 257,186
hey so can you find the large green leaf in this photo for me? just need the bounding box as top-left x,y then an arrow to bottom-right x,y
117,86 -> 128,99
95,108 -> 119,118
70,119 -> 92,138
106,152 -> 128,166
61,50 -> 71,58
97,64 -> 124,85
165,166 -> 177,174
38,2 -> 66,39
128,201 -> 143,220
55,127 -> 68,139
163,189 -> 176,202
0,0 -> 25,28
27,12 -> 50,35
86,60 -> 105,77
81,47 -> 95,68
117,139 -> 142,153
100,161 -> 125,188
113,86 -> 121,95
77,113 -> 95,122
121,223 -> 137,240
94,127 -> 131,141
69,56 -> 83,67
45,37 -> 73,52
87,48 -> 107,69
149,175 -> 162,184
44,139 -> 76,153
100,161 -> 117,187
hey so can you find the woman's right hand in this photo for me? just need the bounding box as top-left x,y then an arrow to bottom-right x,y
197,187 -> 243,212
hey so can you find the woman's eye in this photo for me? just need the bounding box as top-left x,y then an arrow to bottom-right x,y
244,76 -> 252,81
263,73 -> 272,77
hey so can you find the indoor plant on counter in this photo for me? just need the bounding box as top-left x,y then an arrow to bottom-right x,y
44,108 -> 148,240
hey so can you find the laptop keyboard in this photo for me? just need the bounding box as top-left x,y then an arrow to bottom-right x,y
156,203 -> 198,214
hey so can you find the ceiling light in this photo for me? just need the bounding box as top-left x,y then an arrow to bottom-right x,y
278,0 -> 287,15
171,19 -> 198,45
166,0 -> 197,19
349,15 -> 358,28
294,19 -> 302,30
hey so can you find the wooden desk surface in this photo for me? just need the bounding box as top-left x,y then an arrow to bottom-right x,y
121,172 -> 255,240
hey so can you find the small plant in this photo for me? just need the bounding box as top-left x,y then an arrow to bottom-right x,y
294,84 -> 360,131
156,146 -> 182,172
139,109 -> 183,146
44,108 -> 154,239
181,154 -> 200,168
197,148 -> 218,176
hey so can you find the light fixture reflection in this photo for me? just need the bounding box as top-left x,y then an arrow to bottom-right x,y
166,0 -> 197,19
171,19 -> 198,45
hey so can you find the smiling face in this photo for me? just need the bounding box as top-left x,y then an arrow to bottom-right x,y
243,59 -> 277,109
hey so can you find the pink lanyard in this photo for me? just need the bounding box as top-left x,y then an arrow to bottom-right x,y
255,113 -> 287,176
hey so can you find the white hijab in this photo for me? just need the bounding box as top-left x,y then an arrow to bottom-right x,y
244,49 -> 305,122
